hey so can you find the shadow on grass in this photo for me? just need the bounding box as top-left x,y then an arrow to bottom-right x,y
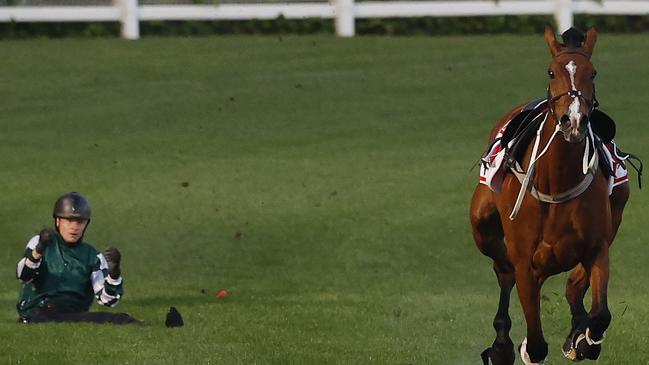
126,292 -> 223,308
0,297 -> 19,323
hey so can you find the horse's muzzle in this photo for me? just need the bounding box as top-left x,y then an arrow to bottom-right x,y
559,113 -> 589,143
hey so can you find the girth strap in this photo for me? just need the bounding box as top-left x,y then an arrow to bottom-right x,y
511,154 -> 598,204
508,121 -> 599,219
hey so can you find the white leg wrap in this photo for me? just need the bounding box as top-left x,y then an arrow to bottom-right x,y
520,338 -> 546,365
586,328 -> 606,346
575,328 -> 606,350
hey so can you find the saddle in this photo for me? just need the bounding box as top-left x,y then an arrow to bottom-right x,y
500,97 -> 620,179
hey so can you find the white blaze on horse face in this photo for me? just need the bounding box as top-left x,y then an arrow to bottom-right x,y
565,60 -> 582,134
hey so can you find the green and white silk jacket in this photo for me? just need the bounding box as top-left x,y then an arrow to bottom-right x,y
16,230 -> 123,316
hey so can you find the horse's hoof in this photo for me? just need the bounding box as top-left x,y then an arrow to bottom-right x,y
565,329 -> 603,361
519,338 -> 546,365
575,335 -> 602,360
480,348 -> 492,365
481,344 -> 515,365
562,335 -> 584,362
562,344 -> 583,361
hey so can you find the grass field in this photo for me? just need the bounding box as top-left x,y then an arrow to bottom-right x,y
0,33 -> 648,364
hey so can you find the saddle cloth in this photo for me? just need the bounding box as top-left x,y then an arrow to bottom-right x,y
479,120 -> 629,195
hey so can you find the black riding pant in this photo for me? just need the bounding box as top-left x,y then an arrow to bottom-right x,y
20,308 -> 141,325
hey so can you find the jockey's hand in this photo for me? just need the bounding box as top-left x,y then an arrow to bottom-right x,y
103,247 -> 122,279
33,228 -> 54,257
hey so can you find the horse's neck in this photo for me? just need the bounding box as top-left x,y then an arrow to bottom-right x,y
533,119 -> 588,196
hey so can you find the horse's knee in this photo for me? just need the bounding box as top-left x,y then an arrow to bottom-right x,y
565,267 -> 589,306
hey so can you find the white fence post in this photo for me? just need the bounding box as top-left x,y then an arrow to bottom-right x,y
554,0 -> 573,32
335,0 -> 355,37
116,0 -> 139,40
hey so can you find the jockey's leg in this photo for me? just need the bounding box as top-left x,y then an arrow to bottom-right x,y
20,309 -> 141,325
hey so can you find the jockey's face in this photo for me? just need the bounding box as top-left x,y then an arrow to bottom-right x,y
56,217 -> 88,244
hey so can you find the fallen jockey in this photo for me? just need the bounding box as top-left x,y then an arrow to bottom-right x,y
16,192 -> 141,325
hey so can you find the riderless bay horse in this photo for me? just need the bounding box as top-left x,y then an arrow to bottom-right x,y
470,26 -> 640,364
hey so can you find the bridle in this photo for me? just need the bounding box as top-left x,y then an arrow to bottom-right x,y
509,49 -> 601,219
546,49 -> 599,125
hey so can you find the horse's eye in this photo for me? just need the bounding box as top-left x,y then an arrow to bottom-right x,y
547,70 -> 555,79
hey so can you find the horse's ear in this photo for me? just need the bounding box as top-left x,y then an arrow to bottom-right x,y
544,25 -> 562,57
583,27 -> 598,57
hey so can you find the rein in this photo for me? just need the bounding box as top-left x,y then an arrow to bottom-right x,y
509,120 -> 599,220
509,54 -> 599,220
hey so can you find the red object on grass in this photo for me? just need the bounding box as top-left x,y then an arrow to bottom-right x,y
215,290 -> 230,298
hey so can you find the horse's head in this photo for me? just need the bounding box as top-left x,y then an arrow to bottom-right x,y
545,26 -> 598,143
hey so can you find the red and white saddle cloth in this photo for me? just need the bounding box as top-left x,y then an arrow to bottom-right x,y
479,121 -> 629,195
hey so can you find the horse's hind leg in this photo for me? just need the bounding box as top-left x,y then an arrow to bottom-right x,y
609,182 -> 630,242
471,185 -> 515,365
481,263 -> 516,365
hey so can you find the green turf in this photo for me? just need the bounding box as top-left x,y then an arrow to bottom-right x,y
0,34 -> 647,364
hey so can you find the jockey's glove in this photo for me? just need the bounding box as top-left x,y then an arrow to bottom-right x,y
103,247 -> 122,279
34,228 -> 54,256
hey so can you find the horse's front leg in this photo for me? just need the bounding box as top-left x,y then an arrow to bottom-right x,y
563,264 -> 590,360
564,245 -> 611,361
582,245 -> 611,360
515,265 -> 548,364
564,185 -> 627,361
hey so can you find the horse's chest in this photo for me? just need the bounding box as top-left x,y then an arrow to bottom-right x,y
532,238 -> 581,274
532,224 -> 602,274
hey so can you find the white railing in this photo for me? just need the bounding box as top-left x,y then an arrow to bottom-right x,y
1,0 -> 649,39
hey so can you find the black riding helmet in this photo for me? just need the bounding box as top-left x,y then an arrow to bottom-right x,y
52,192 -> 92,242
53,192 -> 92,220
